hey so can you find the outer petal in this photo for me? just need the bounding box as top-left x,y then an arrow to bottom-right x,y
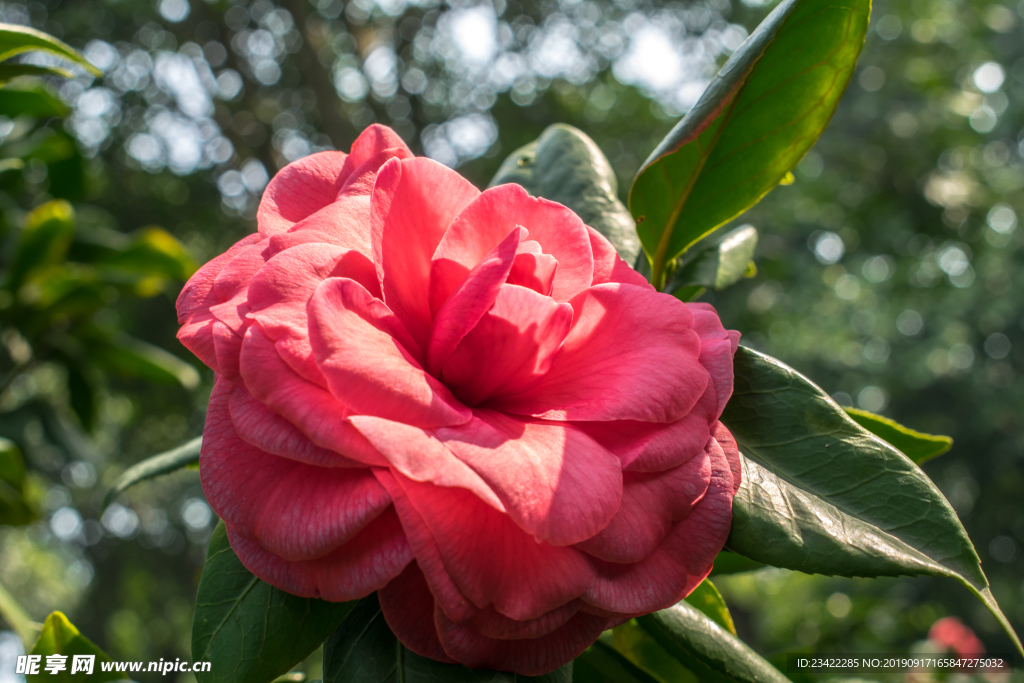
226,508 -> 412,602
264,196 -> 373,260
491,284 -> 708,423
430,184 -> 594,310
425,227 -> 523,376
340,123 -> 412,179
239,324 -> 387,466
176,234 -> 262,372
371,157 -> 481,346
587,226 -> 652,288
203,378 -> 391,561
378,562 -> 457,664
582,434 -> 736,615
441,285 -> 573,406
257,151 -> 350,236
308,278 -> 469,427
437,410 -> 622,546
688,302 -> 741,416
392,473 -> 597,621
574,450 -> 711,563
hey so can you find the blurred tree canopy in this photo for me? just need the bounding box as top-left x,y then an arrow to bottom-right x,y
0,0 -> 1022,677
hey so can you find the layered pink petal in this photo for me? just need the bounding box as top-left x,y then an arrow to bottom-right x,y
378,562 -> 457,664
426,228 -> 523,376
441,285 -> 573,406
264,197 -> 374,260
239,324 -> 386,466
582,434 -> 736,614
203,378 -> 390,561
176,234 -> 262,372
437,410 -> 622,546
587,226 -> 652,288
394,474 -> 596,621
714,421 -> 743,495
340,123 -> 412,179
574,450 -> 711,563
227,507 -> 412,602
257,151 -> 349,236
430,184 -> 594,307
210,320 -> 245,379
371,158 -> 481,346
506,251 -> 557,296
308,277 -> 468,427
689,302 -> 741,416
491,284 -> 708,422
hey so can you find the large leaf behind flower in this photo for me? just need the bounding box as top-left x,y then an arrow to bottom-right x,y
489,124 -> 640,264
192,522 -> 355,683
629,0 -> 870,286
322,593 -> 572,682
721,346 -> 1022,655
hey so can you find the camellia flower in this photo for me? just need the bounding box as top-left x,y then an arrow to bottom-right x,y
177,124 -> 742,675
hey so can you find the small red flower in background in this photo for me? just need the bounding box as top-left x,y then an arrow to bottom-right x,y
928,616 -> 985,658
176,124 -> 741,675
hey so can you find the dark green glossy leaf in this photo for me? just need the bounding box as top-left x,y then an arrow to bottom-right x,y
843,407 -> 952,464
0,436 -> 38,526
490,123 -> 640,264
0,23 -> 101,76
573,640 -> 660,683
323,593 -> 572,683
721,346 -> 1023,655
667,225 -> 758,295
192,522 -> 355,683
91,334 -> 200,389
611,619 -> 696,683
0,82 -> 67,118
710,551 -> 764,576
5,200 -> 75,292
0,63 -> 72,84
102,436 -> 201,512
27,612 -> 125,682
683,580 -> 735,635
629,0 -> 870,286
637,602 -> 790,683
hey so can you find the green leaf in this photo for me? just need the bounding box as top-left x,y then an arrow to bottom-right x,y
573,639 -> 661,683
91,334 -> 200,389
0,23 -> 101,76
192,522 -> 356,683
667,225 -> 758,294
0,578 -> 38,647
96,226 -> 198,294
710,551 -> 764,576
490,123 -> 640,264
5,200 -> 76,292
0,81 -> 68,118
629,0 -> 870,286
322,593 -> 572,683
683,580 -> 736,636
27,612 -> 126,682
0,63 -> 73,84
611,620 -> 697,683
0,437 -> 38,526
102,436 -> 201,512
843,407 -> 952,464
721,346 -> 1023,656
637,602 -> 790,683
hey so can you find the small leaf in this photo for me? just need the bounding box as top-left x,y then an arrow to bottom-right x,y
722,346 -> 1023,656
637,602 -> 790,683
490,123 -> 640,264
5,200 -> 75,292
0,23 -> 101,76
91,334 -> 200,389
573,639 -> 661,683
0,63 -> 73,84
629,0 -> 870,286
102,436 -> 201,512
192,522 -> 355,683
27,612 -> 126,682
0,81 -> 68,118
843,407 -> 952,464
323,593 -> 572,683
667,225 -> 758,294
683,580 -> 736,636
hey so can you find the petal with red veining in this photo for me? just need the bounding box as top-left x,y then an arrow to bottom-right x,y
491,284 -> 707,423
438,410 -> 621,546
587,226 -> 652,288
257,151 -> 349,236
688,302 -> 741,416
378,562 -> 457,664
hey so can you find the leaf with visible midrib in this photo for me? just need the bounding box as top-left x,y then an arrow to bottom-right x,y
629,0 -> 870,286
322,594 -> 573,683
191,522 -> 355,683
721,346 -> 1023,656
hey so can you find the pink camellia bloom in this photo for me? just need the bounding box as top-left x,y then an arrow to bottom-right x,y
177,124 -> 742,675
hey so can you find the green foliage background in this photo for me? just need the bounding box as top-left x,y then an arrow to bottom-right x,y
0,0 -> 1022,678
